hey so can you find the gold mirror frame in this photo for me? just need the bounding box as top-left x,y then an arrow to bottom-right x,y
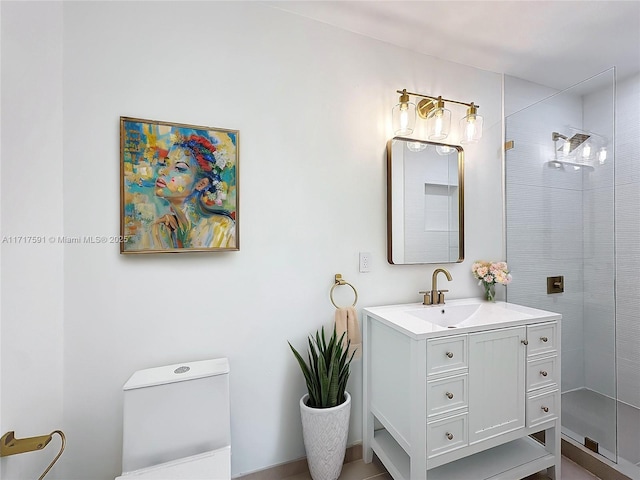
387,137 -> 464,265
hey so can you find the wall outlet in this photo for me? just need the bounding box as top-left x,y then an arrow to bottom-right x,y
359,252 -> 372,273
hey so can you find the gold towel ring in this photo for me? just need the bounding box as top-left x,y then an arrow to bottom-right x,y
330,273 -> 358,308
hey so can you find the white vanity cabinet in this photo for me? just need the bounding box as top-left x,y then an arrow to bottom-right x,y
363,300 -> 561,480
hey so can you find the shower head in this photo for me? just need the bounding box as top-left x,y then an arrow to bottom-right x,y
552,132 -> 567,142
557,133 -> 591,153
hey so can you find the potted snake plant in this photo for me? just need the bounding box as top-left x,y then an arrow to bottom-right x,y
289,326 -> 355,480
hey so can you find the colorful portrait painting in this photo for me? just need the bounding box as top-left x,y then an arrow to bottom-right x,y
120,117 -> 239,254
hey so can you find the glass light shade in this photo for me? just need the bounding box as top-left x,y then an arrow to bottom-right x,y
392,101 -> 416,135
581,141 -> 592,160
459,112 -> 483,144
427,107 -> 451,140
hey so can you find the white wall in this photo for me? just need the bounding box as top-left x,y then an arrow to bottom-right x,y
1,2 -> 503,479
0,2 -> 65,480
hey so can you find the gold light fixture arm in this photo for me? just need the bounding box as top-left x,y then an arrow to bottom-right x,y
1,430 -> 66,480
392,88 -> 483,142
396,89 -> 480,109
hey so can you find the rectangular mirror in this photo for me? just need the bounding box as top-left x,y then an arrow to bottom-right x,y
387,137 -> 464,264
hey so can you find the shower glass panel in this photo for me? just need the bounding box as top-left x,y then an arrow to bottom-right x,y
505,70 -> 616,462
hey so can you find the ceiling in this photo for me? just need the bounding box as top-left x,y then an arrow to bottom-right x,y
266,1 -> 640,90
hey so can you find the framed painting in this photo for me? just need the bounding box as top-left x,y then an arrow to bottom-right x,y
120,117 -> 239,254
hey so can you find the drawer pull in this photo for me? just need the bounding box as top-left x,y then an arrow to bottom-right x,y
541,406 -> 549,413
445,392 -> 454,400
446,432 -> 454,440
521,339 -> 529,345
540,370 -> 548,377
540,336 -> 548,342
446,351 -> 454,358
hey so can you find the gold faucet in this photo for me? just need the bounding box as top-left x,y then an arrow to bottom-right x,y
420,268 -> 453,305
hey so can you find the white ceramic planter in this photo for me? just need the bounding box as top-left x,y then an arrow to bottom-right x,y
300,392 -> 351,480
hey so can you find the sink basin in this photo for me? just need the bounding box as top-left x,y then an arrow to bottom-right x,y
406,303 -> 481,328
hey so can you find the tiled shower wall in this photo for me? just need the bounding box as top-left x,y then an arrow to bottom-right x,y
505,85 -> 588,393
507,71 -> 640,466
614,73 -> 640,410
583,79 -> 616,400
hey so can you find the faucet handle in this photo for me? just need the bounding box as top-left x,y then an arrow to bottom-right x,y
436,289 -> 449,304
419,291 -> 433,305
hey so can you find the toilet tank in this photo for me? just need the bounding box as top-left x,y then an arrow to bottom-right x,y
122,358 -> 230,474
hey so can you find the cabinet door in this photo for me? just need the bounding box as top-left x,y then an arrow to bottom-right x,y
468,326 -> 526,444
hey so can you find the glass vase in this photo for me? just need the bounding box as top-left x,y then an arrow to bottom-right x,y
484,283 -> 496,302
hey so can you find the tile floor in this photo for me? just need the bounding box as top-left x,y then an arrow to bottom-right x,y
283,455 -> 600,480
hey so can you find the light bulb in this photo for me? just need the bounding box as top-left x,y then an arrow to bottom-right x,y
400,107 -> 409,131
563,140 -> 571,155
434,112 -> 443,137
464,118 -> 476,142
598,147 -> 607,164
582,142 -> 591,159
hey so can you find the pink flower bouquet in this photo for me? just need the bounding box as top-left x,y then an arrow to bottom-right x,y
472,261 -> 512,301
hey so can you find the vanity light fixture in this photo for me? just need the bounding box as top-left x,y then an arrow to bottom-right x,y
392,89 -> 482,143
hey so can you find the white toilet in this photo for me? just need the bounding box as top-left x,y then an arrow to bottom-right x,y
115,358 -> 231,479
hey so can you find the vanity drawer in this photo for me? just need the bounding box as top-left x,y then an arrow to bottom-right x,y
427,412 -> 468,458
527,355 -> 558,391
427,335 -> 468,376
527,388 -> 559,428
527,322 -> 557,357
427,373 -> 468,418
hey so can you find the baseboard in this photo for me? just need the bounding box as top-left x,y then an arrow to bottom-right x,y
234,443 -> 362,480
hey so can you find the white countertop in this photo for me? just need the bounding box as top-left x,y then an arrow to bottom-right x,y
363,298 -> 561,339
